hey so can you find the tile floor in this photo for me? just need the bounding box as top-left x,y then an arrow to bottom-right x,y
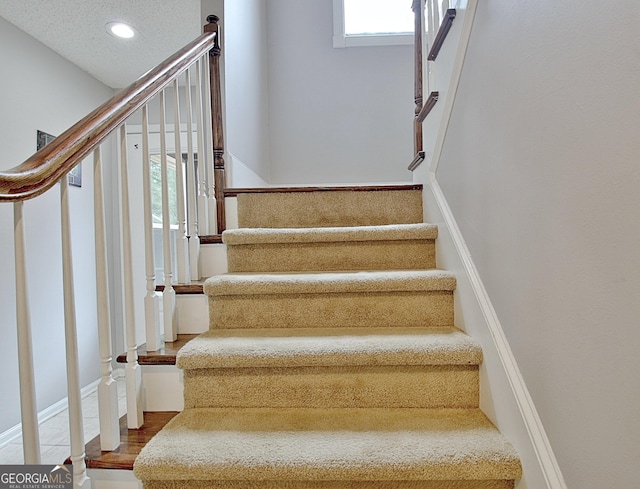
0,378 -> 127,465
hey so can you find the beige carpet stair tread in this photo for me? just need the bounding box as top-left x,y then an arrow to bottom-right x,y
222,223 -> 438,245
236,189 -> 423,228
204,270 -> 456,296
177,327 -> 482,369
133,408 -> 522,482
141,481 -> 515,489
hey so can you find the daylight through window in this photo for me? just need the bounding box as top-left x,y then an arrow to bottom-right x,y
334,0 -> 415,47
344,0 -> 414,35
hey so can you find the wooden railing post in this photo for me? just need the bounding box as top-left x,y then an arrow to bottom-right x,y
204,15 -> 226,234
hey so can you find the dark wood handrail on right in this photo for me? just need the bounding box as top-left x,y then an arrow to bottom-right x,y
0,24 -> 220,203
408,4 -> 457,171
412,0 -> 424,161
427,9 -> 457,61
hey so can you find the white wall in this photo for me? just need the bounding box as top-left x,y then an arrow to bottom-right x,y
266,0 -> 414,185
0,17 -> 114,434
224,0 -> 271,185
424,0 -> 640,487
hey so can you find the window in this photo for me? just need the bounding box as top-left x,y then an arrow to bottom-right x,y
333,0 -> 415,48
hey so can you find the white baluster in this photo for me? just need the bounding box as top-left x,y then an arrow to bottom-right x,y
13,202 -> 41,464
173,78 -> 190,284
60,176 -> 90,489
202,54 -> 218,233
93,147 -> 120,450
120,125 -> 144,429
141,106 -> 162,351
159,90 -> 177,342
424,0 -> 431,47
426,0 -> 435,93
194,59 -> 209,235
185,67 -> 200,280
441,0 -> 450,21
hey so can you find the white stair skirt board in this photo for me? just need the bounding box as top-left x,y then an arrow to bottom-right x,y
87,469 -> 142,489
414,176 -> 566,489
199,243 -> 228,277
225,197 -> 239,230
142,366 -> 184,412
227,152 -> 270,189
175,294 -> 209,334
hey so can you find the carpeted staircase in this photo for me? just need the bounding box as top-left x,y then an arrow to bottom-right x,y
134,186 -> 522,488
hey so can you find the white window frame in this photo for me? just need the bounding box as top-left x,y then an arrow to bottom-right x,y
332,0 -> 414,48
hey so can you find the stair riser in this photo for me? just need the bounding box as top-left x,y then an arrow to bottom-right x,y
183,365 -> 478,409
209,291 -> 454,329
237,190 -> 423,228
144,480 -> 515,489
226,240 -> 436,273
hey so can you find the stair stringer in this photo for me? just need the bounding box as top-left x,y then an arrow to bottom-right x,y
415,176 -> 567,489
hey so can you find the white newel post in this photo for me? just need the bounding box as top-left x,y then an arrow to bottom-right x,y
202,54 -> 218,233
185,67 -> 201,280
141,106 -> 163,351
120,124 -> 145,429
194,59 -> 209,235
159,90 -> 177,342
93,147 -> 120,450
59,177 -> 90,489
173,78 -> 190,284
13,202 -> 41,464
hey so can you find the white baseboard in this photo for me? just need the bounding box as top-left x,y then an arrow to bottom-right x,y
0,378 -> 101,448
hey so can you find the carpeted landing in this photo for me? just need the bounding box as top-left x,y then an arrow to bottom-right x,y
134,187 -> 522,488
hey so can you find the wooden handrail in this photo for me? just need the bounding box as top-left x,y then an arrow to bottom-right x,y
427,9 -> 457,61
412,0 -> 424,158
417,91 -> 439,122
0,30 -> 216,202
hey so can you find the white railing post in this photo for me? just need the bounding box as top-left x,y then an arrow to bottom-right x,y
119,125 -> 144,429
141,106 -> 163,351
13,202 -> 41,464
194,59 -> 209,235
173,78 -> 190,284
159,90 -> 177,342
92,147 -> 120,450
59,176 -> 90,489
202,53 -> 218,233
185,67 -> 200,280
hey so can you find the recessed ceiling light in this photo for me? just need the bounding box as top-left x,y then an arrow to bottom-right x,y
106,22 -> 136,39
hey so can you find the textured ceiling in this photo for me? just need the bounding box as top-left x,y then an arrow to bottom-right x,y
0,0 -> 201,89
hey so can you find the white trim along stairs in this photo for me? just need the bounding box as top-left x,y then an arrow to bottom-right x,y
133,185 -> 522,488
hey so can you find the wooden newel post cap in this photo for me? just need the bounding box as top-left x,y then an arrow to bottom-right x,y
204,13 -> 221,52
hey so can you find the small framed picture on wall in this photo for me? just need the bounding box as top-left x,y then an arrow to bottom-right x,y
37,129 -> 82,187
